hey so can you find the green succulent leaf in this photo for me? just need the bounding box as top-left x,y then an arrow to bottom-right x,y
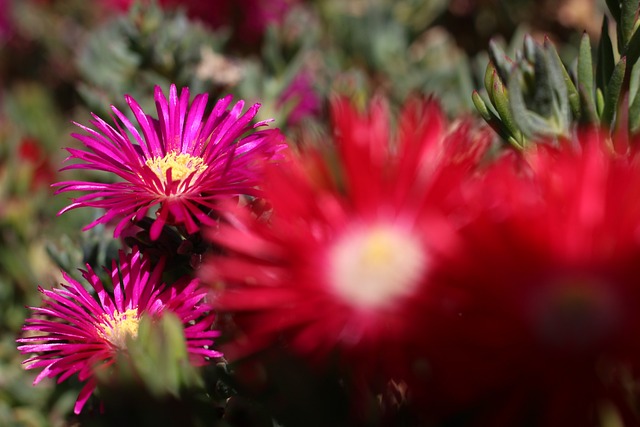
543,44 -> 571,131
579,83 -> 600,123
601,56 -> 627,127
508,68 -> 536,139
629,80 -> 640,132
523,34 -> 538,64
596,88 -> 606,117
472,90 -> 493,121
472,90 -> 518,143
128,313 -> 201,397
525,39 -> 555,114
620,0 -> 639,51
624,22 -> 640,68
578,33 -> 597,123
485,63 -> 501,106
491,73 -> 523,142
544,37 -> 580,119
597,15 -> 616,96
488,39 -> 513,84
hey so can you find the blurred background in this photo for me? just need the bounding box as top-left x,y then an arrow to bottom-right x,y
0,0 -> 607,425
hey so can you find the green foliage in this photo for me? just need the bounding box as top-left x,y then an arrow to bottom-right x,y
97,313 -> 201,397
474,35 -> 581,147
315,0 -> 474,114
474,1 -> 640,148
76,2 -> 227,115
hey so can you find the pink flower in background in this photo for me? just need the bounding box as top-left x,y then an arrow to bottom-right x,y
228,0 -> 298,45
277,70 -> 322,126
105,0 -> 299,46
55,84 -> 284,239
0,0 -> 12,41
17,248 -> 220,414
201,97 -> 490,381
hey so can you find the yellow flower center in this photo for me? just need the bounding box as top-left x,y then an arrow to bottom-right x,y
328,225 -> 427,309
146,152 -> 208,184
99,308 -> 140,349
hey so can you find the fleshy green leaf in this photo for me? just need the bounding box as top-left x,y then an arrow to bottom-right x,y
601,56 -> 627,126
578,33 -> 597,123
544,37 -> 580,119
629,83 -> 640,132
526,39 -> 554,114
624,21 -> 640,67
543,43 -> 570,130
484,61 -> 497,103
508,68 -> 536,139
128,313 -> 201,397
488,39 -> 513,83
491,73 -> 524,146
597,15 -> 616,95
620,0 -> 638,50
596,87 -> 606,117
472,90 -> 492,121
523,34 -> 538,63
579,84 -> 600,123
472,90 -> 517,143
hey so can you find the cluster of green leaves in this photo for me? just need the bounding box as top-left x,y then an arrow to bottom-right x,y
313,0 -> 474,113
473,0 -> 640,148
76,0 -> 479,133
76,3 -> 227,117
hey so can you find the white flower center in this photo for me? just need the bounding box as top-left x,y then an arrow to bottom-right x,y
328,224 -> 427,309
146,152 -> 207,184
98,308 -> 140,349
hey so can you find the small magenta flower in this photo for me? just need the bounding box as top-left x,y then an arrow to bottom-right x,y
55,84 -> 284,239
277,70 -> 321,126
106,0 -> 299,46
17,248 -> 221,414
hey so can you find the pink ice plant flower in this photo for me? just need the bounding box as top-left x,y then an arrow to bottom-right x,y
55,84 -> 284,239
17,248 -> 221,414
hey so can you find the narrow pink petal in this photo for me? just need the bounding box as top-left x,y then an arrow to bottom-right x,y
74,379 -> 97,414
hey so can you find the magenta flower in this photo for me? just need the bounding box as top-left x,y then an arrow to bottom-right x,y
106,0 -> 299,46
0,0 -> 12,41
55,84 -> 284,239
277,70 -> 321,126
17,248 -> 221,414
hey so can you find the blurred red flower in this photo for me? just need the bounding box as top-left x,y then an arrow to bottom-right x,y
201,96 -> 491,390
17,137 -> 56,189
423,132 -> 640,425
